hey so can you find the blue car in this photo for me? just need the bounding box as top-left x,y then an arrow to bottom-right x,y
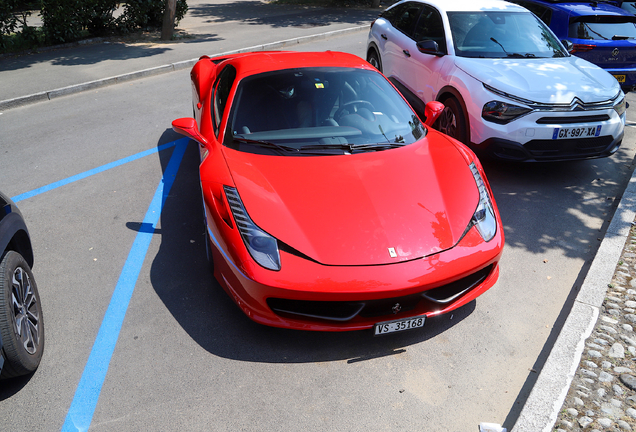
0,190 -> 44,379
507,0 -> 636,92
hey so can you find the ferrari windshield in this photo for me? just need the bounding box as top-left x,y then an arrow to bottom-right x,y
449,11 -> 568,58
226,67 -> 425,155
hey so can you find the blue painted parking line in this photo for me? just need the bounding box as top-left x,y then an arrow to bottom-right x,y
60,139 -> 189,432
11,139 -> 188,203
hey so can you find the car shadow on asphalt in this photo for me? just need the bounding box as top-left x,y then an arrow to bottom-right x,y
144,130 -> 476,364
0,372 -> 35,400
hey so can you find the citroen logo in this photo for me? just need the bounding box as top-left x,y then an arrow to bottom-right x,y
392,303 -> 402,314
612,48 -> 620,57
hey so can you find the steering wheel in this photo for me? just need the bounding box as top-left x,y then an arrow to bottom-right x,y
334,100 -> 376,122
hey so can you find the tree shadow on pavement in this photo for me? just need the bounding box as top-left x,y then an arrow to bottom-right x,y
483,146 -> 636,261
0,32 -> 223,72
0,42 -> 173,71
186,1 -> 379,28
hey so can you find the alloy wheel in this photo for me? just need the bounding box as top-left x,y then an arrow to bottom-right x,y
11,265 -> 40,355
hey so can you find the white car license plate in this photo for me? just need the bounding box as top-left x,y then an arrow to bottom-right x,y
374,316 -> 425,335
552,125 -> 601,140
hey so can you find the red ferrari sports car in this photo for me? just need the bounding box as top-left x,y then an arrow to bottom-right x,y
172,51 -> 504,334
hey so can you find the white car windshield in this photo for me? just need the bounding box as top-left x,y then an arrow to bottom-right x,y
226,67 -> 426,156
448,11 -> 568,58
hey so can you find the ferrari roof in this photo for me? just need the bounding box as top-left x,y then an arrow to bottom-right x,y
210,51 -> 375,78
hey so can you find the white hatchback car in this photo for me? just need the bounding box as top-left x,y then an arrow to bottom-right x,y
367,0 -> 627,162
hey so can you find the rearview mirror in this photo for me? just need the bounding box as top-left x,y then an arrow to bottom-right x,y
424,101 -> 444,126
416,40 -> 444,57
561,39 -> 574,53
172,118 -> 210,148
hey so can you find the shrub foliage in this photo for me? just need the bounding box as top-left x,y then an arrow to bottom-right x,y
0,0 -> 40,50
118,0 -> 188,32
1,0 -> 188,50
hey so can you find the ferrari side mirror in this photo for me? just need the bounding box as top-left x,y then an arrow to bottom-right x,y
424,101 -> 444,126
172,117 -> 210,148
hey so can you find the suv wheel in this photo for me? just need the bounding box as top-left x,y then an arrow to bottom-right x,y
0,251 -> 44,379
367,50 -> 382,73
437,97 -> 469,145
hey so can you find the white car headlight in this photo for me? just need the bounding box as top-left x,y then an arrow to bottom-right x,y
224,186 -> 281,271
468,163 -> 497,242
614,95 -> 627,117
482,101 -> 532,124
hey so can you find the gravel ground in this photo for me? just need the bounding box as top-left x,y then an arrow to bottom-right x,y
555,224 -> 636,431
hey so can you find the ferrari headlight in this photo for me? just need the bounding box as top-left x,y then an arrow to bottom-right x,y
482,101 -> 531,124
224,186 -> 281,271
469,163 -> 497,242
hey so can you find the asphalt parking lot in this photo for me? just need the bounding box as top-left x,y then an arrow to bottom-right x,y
2,29 -> 636,431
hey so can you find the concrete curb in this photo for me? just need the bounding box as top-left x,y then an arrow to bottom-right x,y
0,25 -> 368,111
512,167 -> 636,431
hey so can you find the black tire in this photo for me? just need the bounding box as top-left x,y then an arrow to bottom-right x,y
367,49 -> 382,73
0,251 -> 44,379
436,97 -> 469,145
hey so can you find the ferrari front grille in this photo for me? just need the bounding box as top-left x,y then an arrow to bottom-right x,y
421,265 -> 493,304
266,265 -> 495,322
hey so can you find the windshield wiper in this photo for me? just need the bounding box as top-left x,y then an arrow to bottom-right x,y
232,136 -> 298,153
506,53 -> 531,58
490,37 -> 536,58
298,142 -> 405,153
350,142 -> 406,151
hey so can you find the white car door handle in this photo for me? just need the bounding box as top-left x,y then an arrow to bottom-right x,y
403,50 -> 411,57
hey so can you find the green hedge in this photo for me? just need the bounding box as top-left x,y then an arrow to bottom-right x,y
0,0 -> 38,50
118,0 -> 188,32
1,0 -> 188,50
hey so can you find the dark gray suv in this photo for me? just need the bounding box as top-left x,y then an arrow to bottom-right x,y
0,191 -> 43,379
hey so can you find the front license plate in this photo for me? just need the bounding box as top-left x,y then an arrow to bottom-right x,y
374,316 -> 425,336
614,74 -> 626,83
552,125 -> 601,140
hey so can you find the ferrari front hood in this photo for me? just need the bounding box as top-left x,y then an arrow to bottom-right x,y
455,56 -> 620,104
223,137 -> 478,266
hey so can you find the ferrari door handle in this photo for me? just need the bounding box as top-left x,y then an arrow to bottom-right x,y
403,49 -> 411,57
381,33 -> 387,40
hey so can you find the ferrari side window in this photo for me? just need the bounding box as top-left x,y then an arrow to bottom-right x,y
212,65 -> 237,137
